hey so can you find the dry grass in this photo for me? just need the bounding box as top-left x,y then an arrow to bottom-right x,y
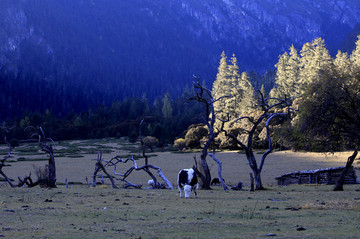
1,138 -> 360,238
1,138 -> 357,188
0,184 -> 360,238
302,198 -> 360,210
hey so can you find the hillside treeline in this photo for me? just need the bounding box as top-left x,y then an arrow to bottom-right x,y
2,36 -> 360,152
2,88 -> 206,145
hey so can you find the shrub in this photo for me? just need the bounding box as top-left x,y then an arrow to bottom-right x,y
34,165 -> 49,187
173,138 -> 186,151
184,124 -> 208,149
143,136 -> 159,151
128,129 -> 138,143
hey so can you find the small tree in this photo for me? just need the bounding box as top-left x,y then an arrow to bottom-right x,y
334,150 -> 358,191
92,118 -> 173,189
184,124 -> 208,149
221,92 -> 296,190
173,138 -> 186,151
0,128 -> 15,187
23,127 -> 57,187
189,76 -> 228,190
142,136 -> 159,152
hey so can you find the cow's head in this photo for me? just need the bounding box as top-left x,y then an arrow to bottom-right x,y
184,185 -> 192,198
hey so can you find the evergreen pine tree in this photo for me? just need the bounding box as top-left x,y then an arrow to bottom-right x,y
350,35 -> 360,75
286,45 -> 301,97
212,51 -> 230,120
299,38 -> 333,88
141,93 -> 151,115
238,71 -> 255,114
334,50 -> 351,77
226,54 -> 242,118
272,38 -> 333,100
212,52 -> 256,122
270,51 -> 290,98
161,92 -> 173,120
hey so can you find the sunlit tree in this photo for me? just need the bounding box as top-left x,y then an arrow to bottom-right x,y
299,37 -> 333,88
271,45 -> 301,99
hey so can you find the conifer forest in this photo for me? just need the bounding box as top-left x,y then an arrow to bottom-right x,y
2,36 -> 360,152
1,0 -> 360,152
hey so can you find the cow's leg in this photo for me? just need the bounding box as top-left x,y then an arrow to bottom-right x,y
179,187 -> 183,198
193,186 -> 197,198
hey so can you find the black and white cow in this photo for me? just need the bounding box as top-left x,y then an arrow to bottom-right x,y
177,168 -> 198,198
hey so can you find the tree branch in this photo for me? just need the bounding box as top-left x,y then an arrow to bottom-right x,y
208,153 -> 229,191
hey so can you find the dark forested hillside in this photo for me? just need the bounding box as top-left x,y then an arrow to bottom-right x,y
1,0 -> 360,120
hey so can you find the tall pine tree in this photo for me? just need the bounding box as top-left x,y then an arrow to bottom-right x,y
212,52 -> 255,121
299,37 -> 333,89
271,45 -> 301,99
350,35 -> 360,76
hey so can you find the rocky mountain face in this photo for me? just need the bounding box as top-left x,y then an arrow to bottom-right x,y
179,0 -> 360,65
0,0 -> 360,116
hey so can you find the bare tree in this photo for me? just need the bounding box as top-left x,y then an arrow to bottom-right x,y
92,153 -> 173,189
0,128 -> 15,187
208,153 -> 229,190
221,92 -> 296,190
22,127 -> 57,187
1,127 -> 46,188
334,150 -> 358,191
17,172 -> 39,187
189,76 -> 228,190
110,155 -> 173,189
92,151 -> 118,188
92,118 -> 173,189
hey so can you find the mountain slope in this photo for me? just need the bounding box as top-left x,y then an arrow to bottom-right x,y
0,0 -> 360,118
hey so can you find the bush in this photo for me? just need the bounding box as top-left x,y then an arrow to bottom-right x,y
143,136 -> 159,151
173,138 -> 186,151
128,129 -> 138,143
34,165 -> 49,187
184,124 -> 208,149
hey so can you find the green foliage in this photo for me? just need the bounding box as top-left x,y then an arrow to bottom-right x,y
271,35 -> 360,151
271,38 -> 333,100
184,124 -> 208,149
142,136 -> 159,151
295,73 -> 360,151
161,92 -> 173,120
2,84 -> 204,145
173,138 -> 186,151
211,52 -> 258,149
128,129 -> 138,143
212,52 -> 255,122
271,45 -> 301,99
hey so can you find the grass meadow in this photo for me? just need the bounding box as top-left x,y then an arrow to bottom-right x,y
1,138 -> 360,238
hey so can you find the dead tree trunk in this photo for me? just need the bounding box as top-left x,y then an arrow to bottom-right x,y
333,150 -> 358,191
23,127 -> 57,187
0,135 -> 15,187
250,173 -> 255,191
110,155 -> 173,189
92,152 -> 118,189
189,76 -> 229,189
138,117 -> 159,186
17,173 -> 39,187
221,92 -> 296,190
47,145 -> 56,188
92,118 -> 173,190
208,153 -> 229,190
